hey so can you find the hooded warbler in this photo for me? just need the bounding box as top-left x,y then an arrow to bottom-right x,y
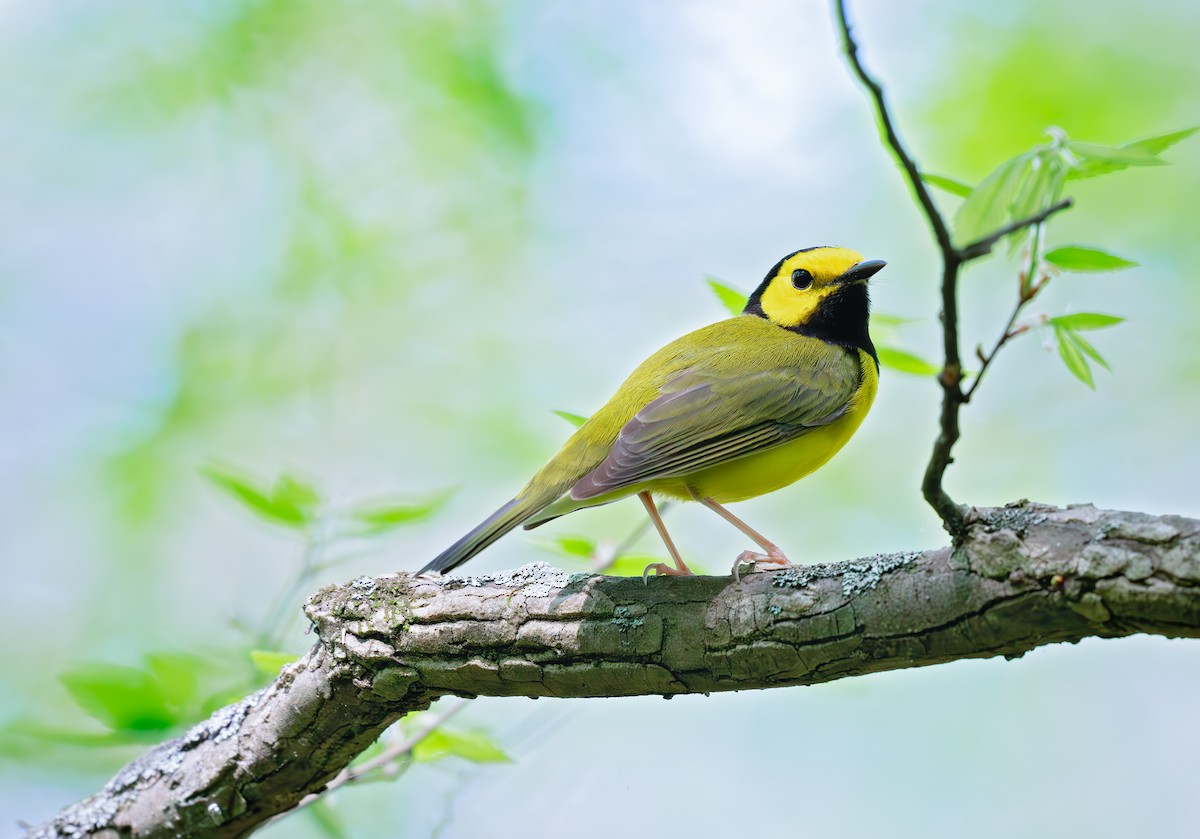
421,246 -> 885,579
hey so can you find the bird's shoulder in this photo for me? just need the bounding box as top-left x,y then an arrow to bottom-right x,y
639,315 -> 857,380
593,316 -> 859,431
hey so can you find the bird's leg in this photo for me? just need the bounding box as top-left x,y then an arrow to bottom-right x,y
697,496 -> 792,580
639,491 -> 693,582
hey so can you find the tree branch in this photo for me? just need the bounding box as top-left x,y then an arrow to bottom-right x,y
957,198 -> 1073,262
832,0 -> 954,257
26,504 -> 1200,839
833,1 -> 1079,537
833,0 -> 965,533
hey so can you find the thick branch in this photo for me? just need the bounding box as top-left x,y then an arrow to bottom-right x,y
26,504 -> 1200,839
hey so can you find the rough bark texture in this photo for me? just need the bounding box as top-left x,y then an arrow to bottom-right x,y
25,503 -> 1200,839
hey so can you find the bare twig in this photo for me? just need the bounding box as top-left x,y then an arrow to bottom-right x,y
834,0 -> 965,533
336,699 -> 468,784
963,222 -> 1051,402
832,0 -> 954,257
964,302 -> 1026,403
268,699 -> 469,830
591,501 -> 672,572
957,199 -> 1074,261
833,0 -> 1073,535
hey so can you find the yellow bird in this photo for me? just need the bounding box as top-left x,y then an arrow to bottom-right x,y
420,246 -> 884,579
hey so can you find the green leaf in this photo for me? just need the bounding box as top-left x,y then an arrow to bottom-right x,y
275,474 -> 320,511
1064,132 -> 1190,180
1068,140 -> 1166,167
876,346 -> 941,377
921,172 -> 973,198
1009,152 -> 1067,234
413,729 -> 511,764
1053,325 -> 1095,388
60,664 -> 176,733
953,152 -> 1033,245
871,313 -> 920,328
349,490 -> 453,535
1123,125 -> 1198,156
1066,158 -> 1126,180
1044,246 -> 1138,272
605,554 -> 665,577
599,551 -> 710,577
202,466 -> 287,521
552,409 -> 588,428
202,465 -> 319,529
144,653 -> 201,712
538,535 -> 595,559
249,650 -> 297,677
0,720 -> 146,754
1047,313 -> 1124,331
705,276 -> 748,316
1064,330 -> 1111,371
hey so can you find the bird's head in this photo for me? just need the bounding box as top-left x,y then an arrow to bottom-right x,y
743,246 -> 886,333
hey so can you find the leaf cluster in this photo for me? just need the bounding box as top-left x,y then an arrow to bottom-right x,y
925,126 -> 1194,387
201,464 -> 452,539
934,127 -> 1196,248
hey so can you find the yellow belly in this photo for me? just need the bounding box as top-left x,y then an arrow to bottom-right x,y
649,347 -> 877,503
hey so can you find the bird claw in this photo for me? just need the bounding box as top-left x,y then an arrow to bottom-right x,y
642,561 -> 694,584
731,547 -> 791,582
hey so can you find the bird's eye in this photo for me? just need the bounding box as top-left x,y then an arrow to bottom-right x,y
791,269 -> 814,290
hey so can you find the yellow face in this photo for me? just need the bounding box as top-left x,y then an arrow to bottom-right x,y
755,246 -> 867,329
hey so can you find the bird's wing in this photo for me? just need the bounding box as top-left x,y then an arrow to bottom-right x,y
568,346 -> 862,500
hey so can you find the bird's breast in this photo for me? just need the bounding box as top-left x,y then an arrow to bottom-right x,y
653,348 -> 878,503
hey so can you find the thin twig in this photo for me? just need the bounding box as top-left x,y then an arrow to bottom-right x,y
338,699 -> 469,784
964,304 -> 1025,403
256,529 -> 326,650
833,0 -> 964,533
833,0 -> 1078,535
611,504 -> 664,558
957,198 -> 1073,261
963,224 -> 1049,402
590,502 -> 671,572
832,0 -> 955,258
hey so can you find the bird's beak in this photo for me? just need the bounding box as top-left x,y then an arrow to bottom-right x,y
839,259 -> 887,285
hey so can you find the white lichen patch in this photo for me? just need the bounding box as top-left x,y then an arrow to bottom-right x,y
838,552 -> 922,595
770,551 -> 922,596
29,688 -> 266,839
442,562 -> 574,598
349,576 -> 378,600
771,566 -> 819,589
978,504 -> 1049,536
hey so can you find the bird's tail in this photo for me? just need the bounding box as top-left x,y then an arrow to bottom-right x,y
419,495 -> 543,575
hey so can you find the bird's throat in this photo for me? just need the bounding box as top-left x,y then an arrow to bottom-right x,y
786,282 -> 877,365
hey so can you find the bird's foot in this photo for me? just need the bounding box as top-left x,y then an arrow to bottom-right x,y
642,560 -> 695,584
731,546 -> 791,581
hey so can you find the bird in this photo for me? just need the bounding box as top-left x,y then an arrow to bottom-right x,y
420,246 -> 885,580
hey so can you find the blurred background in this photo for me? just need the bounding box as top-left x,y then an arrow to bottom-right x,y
2,0 -> 1198,835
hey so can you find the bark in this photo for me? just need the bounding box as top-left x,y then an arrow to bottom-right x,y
25,503 -> 1200,838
